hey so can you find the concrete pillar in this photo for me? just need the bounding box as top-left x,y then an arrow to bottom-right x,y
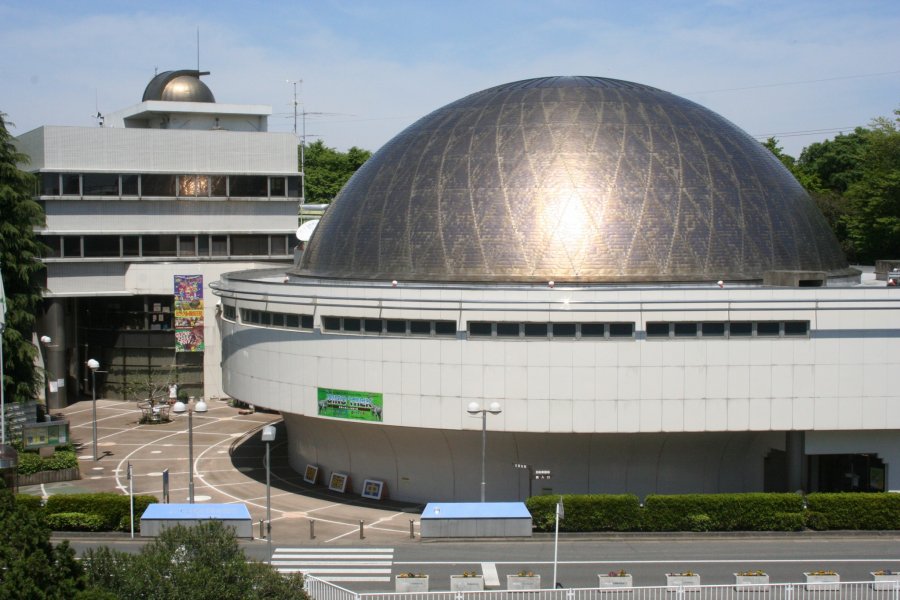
44,299 -> 67,410
785,431 -> 805,492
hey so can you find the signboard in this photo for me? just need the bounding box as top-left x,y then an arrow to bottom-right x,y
317,387 -> 383,422
174,275 -> 204,352
23,421 -> 69,449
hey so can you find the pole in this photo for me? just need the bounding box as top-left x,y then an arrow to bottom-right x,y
0,324 -> 5,445
128,462 -> 134,539
188,409 -> 194,503
553,499 -> 560,587
91,369 -> 98,461
265,438 -> 272,563
479,411 -> 487,502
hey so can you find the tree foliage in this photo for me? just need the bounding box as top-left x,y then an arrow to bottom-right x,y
302,139 -> 371,204
1,113 -> 46,404
81,521 -> 307,600
0,485 -> 86,599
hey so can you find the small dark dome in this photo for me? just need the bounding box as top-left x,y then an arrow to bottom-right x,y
297,76 -> 850,283
142,70 -> 215,103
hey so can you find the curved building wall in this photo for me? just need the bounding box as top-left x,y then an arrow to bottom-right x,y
214,270 -> 900,501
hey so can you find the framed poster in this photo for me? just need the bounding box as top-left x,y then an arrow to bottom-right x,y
317,387 -> 383,422
303,464 -> 319,485
328,472 -> 348,493
361,479 -> 385,500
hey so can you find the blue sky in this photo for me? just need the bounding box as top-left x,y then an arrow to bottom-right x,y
1,0 -> 898,156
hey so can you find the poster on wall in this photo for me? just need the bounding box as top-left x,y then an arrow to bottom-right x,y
317,387 -> 383,422
174,275 -> 204,352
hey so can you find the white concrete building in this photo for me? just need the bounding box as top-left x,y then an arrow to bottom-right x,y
213,76 -> 900,502
16,70 -> 300,405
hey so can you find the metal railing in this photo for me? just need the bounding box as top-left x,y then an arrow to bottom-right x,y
304,576 -> 900,600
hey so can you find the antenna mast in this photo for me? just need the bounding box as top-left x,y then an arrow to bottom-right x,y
196,27 -> 200,71
287,79 -> 305,204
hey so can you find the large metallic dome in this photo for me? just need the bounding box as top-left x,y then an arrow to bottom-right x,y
298,76 -> 849,283
142,70 -> 215,103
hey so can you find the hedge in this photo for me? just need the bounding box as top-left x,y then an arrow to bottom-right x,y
527,494 -> 642,532
46,512 -> 106,532
641,493 -> 805,532
15,449 -> 78,475
14,493 -> 45,513
806,493 -> 900,530
44,492 -> 158,531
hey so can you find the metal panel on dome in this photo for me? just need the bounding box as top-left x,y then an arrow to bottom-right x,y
296,76 -> 849,283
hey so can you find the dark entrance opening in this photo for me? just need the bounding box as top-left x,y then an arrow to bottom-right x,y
815,454 -> 886,492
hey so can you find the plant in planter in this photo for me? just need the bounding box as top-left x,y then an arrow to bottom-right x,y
871,570 -> 900,591
804,570 -> 839,591
508,570 -> 541,590
598,569 -> 633,589
450,571 -> 485,591
667,571 -> 701,592
734,570 -> 770,592
395,572 -> 429,592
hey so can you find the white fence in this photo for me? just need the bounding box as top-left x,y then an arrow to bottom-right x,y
304,577 -> 900,600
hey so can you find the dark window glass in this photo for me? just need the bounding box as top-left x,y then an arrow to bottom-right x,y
730,322 -> 752,337
62,174 -> 80,195
285,314 -> 300,328
701,322 -> 726,336
122,175 -> 139,196
210,176 -> 227,196
646,322 -> 670,337
609,323 -> 634,337
343,318 -> 361,332
231,235 -> 268,255
178,236 -> 196,256
386,320 -> 407,334
364,319 -> 383,333
270,177 -> 286,196
141,174 -> 176,196
43,236 -> 61,258
197,235 -> 209,256
42,173 -> 60,195
270,313 -> 285,327
122,236 -> 139,257
287,176 -> 300,198
469,322 -> 492,336
211,235 -> 228,256
63,236 -> 81,257
435,321 -> 456,336
270,235 -> 287,255
757,321 -> 781,337
673,322 -> 698,337
83,174 -> 119,195
301,315 -> 314,329
321,316 -> 341,331
410,320 -> 431,335
581,323 -> 606,337
784,321 -> 809,336
83,235 -> 120,257
524,323 -> 548,337
223,305 -> 236,320
142,235 -> 177,257
496,322 -> 520,337
179,175 -> 209,197
552,323 -> 576,337
229,175 -> 268,197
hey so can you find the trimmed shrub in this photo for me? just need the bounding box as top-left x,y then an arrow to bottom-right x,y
806,493 -> 900,530
15,493 -> 45,513
14,449 -> 78,475
46,512 -> 106,532
527,494 -> 642,532
15,452 -> 44,475
641,493 -> 805,531
45,493 -> 158,531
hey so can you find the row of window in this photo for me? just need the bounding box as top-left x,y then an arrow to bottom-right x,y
646,321 -> 809,338
321,316 -> 457,337
42,234 -> 293,259
39,173 -> 300,199
469,321 -> 634,339
241,309 -> 314,329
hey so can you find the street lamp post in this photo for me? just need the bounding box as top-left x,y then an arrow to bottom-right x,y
467,401 -> 502,502
172,397 -> 208,503
39,336 -> 53,410
87,359 -> 100,460
261,425 -> 276,563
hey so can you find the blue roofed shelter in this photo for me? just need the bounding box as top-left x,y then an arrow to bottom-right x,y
140,503 -> 253,538
420,502 -> 532,538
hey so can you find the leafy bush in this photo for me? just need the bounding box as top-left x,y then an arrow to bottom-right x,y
806,493 -> 900,530
45,493 -> 158,531
46,512 -> 106,532
15,449 -> 78,475
15,451 -> 44,475
527,494 -> 642,532
14,493 -> 45,513
641,493 -> 805,532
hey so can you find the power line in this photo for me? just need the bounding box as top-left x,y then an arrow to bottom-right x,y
680,69 -> 900,96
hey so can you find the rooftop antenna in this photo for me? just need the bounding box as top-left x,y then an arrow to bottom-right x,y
287,79 -> 304,204
196,27 -> 200,72
94,89 -> 104,127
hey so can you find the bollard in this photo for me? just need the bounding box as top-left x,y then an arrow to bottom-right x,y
409,519 -> 415,539
359,519 -> 365,539
259,519 -> 264,539
309,519 -> 316,540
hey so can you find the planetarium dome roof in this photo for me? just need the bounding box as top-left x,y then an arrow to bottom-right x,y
142,70 -> 215,103
296,76 -> 849,284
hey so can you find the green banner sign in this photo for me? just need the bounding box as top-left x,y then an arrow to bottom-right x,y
317,387 -> 383,422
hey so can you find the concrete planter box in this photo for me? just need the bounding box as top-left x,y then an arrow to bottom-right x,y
667,574 -> 701,592
598,574 -> 633,589
805,573 -> 840,591
871,573 -> 900,591
734,574 -> 770,592
451,575 -> 485,591
395,575 -> 429,592
507,575 -> 541,590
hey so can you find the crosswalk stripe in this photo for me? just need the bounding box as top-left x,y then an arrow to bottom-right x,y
273,547 -> 395,582
275,547 -> 393,553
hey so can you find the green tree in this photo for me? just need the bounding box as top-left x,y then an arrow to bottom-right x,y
0,485 -> 86,599
81,521 -> 307,600
302,139 -> 371,204
0,113 -> 47,404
